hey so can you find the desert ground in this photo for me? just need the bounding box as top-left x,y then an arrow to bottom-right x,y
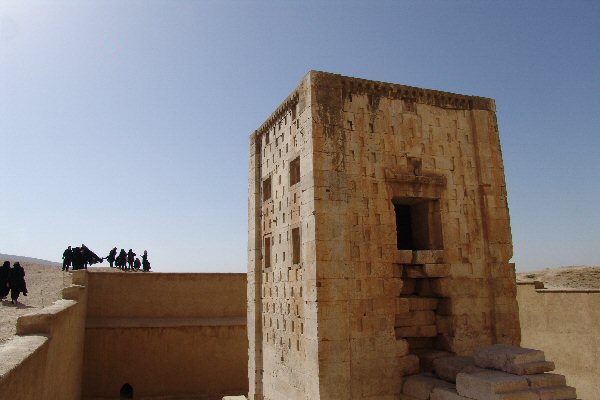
516,265 -> 600,289
0,262 -> 72,344
0,262 -> 120,344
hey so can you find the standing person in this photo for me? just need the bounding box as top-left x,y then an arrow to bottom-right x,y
134,257 -> 141,271
0,261 -> 10,300
126,249 -> 136,271
116,249 -> 127,270
106,247 -> 117,268
81,244 -> 102,268
71,247 -> 83,271
9,262 -> 27,304
141,250 -> 151,272
62,246 -> 73,271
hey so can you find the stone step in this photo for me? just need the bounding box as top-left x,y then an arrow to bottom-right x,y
404,295 -> 440,311
433,356 -> 485,383
395,325 -> 437,338
505,361 -> 555,375
524,373 -> 566,388
456,370 -> 529,399
402,374 -> 455,400
534,385 -> 577,400
473,344 -> 547,373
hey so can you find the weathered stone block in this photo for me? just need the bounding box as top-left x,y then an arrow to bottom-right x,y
407,296 -> 440,311
507,361 -> 555,375
396,325 -> 437,338
403,374 -> 456,400
405,264 -> 451,278
396,297 -> 411,314
414,350 -> 454,372
524,373 -> 566,388
413,250 -> 445,264
535,385 -> 577,400
400,354 -> 421,375
395,311 -> 436,327
456,370 -> 529,399
495,390 -> 540,400
396,250 -> 414,264
473,344 -> 546,373
433,356 -> 483,383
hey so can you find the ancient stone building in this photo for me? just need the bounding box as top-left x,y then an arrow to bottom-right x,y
248,71 -> 521,399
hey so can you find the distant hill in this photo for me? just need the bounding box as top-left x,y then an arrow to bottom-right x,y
0,253 -> 60,266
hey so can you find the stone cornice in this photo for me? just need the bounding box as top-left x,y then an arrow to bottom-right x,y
251,70 -> 496,141
315,70 -> 495,112
253,91 -> 299,140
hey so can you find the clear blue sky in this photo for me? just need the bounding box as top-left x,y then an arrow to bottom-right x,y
1,1 -> 598,272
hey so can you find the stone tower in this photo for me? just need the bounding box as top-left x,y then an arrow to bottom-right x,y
248,71 -> 520,400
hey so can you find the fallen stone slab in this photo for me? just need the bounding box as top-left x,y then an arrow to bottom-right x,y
535,385 -> 577,400
403,374 -> 455,400
456,370 -> 529,399
524,373 -> 566,388
473,344 -> 547,374
505,361 -> 555,375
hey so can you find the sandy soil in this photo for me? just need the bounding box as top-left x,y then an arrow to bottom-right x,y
516,265 -> 600,289
0,262 -> 73,344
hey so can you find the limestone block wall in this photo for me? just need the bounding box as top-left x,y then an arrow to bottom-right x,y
82,272 -> 248,400
311,72 -> 520,399
249,71 -> 521,400
0,275 -> 87,400
517,282 -> 600,400
248,73 -> 320,400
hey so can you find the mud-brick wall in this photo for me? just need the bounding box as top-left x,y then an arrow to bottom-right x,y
82,272 -> 248,400
517,282 -> 600,400
0,282 -> 87,400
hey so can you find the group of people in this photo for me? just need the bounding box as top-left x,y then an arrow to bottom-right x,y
0,261 -> 27,304
106,248 -> 151,272
62,245 -> 151,272
61,244 -> 103,271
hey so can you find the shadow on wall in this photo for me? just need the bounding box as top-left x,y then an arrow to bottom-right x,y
517,281 -> 600,400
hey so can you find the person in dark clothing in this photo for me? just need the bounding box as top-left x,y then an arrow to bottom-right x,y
71,247 -> 84,271
106,247 -> 117,268
0,261 -> 10,300
81,244 -> 102,268
134,257 -> 141,271
141,250 -> 151,272
9,262 -> 27,304
116,249 -> 127,270
127,249 -> 136,270
62,246 -> 73,271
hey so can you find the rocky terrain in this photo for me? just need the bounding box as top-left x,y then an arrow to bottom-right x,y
516,265 -> 600,289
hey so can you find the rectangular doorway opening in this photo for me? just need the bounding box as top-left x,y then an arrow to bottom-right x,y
393,198 -> 443,250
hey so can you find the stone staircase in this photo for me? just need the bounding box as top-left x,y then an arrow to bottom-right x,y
400,344 -> 579,400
